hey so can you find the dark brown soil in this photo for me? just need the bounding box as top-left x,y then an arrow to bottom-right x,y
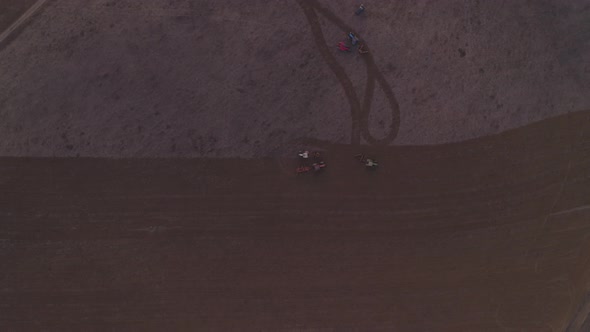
1,110 -> 589,331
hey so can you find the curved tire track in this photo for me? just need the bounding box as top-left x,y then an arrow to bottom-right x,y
296,0 -> 401,146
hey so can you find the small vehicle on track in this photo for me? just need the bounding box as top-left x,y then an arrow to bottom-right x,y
296,151 -> 326,174
355,154 -> 378,169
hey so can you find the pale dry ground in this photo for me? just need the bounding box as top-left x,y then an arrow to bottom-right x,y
0,0 -> 38,33
0,0 -> 588,157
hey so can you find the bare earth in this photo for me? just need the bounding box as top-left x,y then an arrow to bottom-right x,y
1,110 -> 590,331
0,0 -> 588,156
1,0 -> 590,331
0,0 -> 38,33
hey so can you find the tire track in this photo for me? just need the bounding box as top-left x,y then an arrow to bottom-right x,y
0,0 -> 48,46
296,0 -> 400,146
297,1 -> 361,144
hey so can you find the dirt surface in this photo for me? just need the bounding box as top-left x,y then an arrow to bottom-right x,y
0,0 -> 38,33
1,0 -> 590,330
1,110 -> 590,331
0,0 -> 588,157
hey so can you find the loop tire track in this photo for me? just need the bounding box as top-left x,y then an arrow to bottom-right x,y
296,0 -> 401,146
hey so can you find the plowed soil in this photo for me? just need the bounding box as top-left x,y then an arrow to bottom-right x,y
1,110 -> 589,331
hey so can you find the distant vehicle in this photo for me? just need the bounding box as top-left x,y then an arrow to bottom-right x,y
348,32 -> 359,46
355,4 -> 365,15
355,154 -> 378,169
298,150 -> 309,159
296,151 -> 326,174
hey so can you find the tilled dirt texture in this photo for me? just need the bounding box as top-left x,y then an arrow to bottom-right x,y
1,110 -> 589,331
